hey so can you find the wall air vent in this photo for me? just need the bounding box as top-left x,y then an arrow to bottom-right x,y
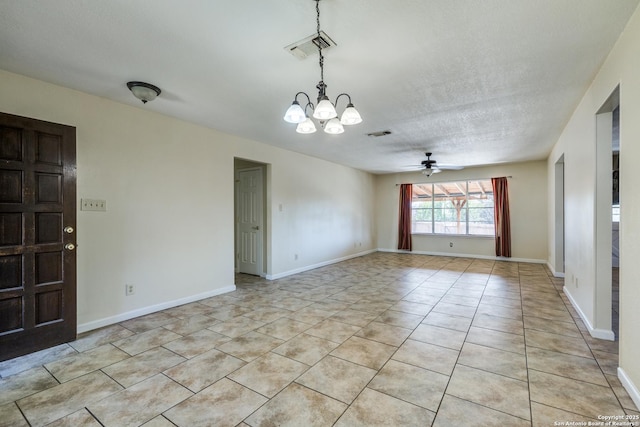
367,130 -> 392,137
284,31 -> 337,60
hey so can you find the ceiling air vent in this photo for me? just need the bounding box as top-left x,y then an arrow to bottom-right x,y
367,130 -> 392,137
285,31 -> 337,60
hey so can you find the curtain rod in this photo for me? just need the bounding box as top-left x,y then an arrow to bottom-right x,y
394,176 -> 512,186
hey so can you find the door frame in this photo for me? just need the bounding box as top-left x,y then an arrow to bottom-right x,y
553,155 -> 565,276
234,158 -> 268,277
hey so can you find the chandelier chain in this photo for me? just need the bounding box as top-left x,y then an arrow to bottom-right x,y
316,0 -> 324,83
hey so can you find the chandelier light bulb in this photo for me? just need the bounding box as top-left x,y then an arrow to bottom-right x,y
340,103 -> 362,125
284,101 -> 307,123
324,118 -> 344,134
296,117 -> 317,134
313,98 -> 338,120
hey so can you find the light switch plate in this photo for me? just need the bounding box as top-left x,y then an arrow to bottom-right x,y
81,198 -> 107,211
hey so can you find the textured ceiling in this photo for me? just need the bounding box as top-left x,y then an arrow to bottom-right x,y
0,0 -> 638,174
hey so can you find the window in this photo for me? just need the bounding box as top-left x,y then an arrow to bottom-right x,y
411,180 -> 494,236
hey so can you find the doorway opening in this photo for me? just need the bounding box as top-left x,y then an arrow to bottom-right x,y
595,86 -> 619,341
554,155 -> 565,276
611,105 -> 620,339
234,158 -> 269,279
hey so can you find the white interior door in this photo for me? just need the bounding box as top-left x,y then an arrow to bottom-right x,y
237,168 -> 263,275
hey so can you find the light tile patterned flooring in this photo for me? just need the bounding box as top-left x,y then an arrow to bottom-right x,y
1,253 -> 638,426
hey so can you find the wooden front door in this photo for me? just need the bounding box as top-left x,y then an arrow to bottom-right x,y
0,112 -> 77,362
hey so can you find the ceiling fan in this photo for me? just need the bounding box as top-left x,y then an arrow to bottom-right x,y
415,152 -> 464,177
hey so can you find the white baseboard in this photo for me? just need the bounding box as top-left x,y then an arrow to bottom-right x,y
618,367 -> 640,411
546,261 -> 565,278
266,249 -> 377,280
563,286 -> 615,341
376,248 -> 546,264
77,285 -> 236,334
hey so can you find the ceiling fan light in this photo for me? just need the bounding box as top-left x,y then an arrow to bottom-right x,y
422,168 -> 433,177
127,81 -> 161,104
324,118 -> 344,134
284,101 -> 307,123
296,117 -> 317,134
313,98 -> 338,120
340,104 -> 362,125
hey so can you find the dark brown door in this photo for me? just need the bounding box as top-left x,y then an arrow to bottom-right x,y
0,112 -> 76,362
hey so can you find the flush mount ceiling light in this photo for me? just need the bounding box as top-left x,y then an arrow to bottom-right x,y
283,0 -> 362,134
127,81 -> 161,104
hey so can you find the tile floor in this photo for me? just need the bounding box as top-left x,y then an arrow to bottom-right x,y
1,253 -> 638,426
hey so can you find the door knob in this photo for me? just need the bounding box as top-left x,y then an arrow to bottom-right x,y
64,226 -> 74,234
252,226 -> 260,230
64,243 -> 76,251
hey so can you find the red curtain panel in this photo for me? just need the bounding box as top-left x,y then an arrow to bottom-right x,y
398,184 -> 412,251
492,177 -> 512,257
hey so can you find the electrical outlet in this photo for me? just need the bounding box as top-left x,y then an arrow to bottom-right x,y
125,284 -> 135,296
294,254 -> 298,261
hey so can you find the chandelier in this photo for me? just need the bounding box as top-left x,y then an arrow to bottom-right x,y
283,0 -> 362,134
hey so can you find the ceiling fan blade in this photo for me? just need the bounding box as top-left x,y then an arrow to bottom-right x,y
436,164 -> 464,170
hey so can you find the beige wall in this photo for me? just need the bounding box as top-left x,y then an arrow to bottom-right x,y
375,161 -> 548,262
0,69 -> 376,331
547,4 -> 640,408
235,144 -> 376,278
